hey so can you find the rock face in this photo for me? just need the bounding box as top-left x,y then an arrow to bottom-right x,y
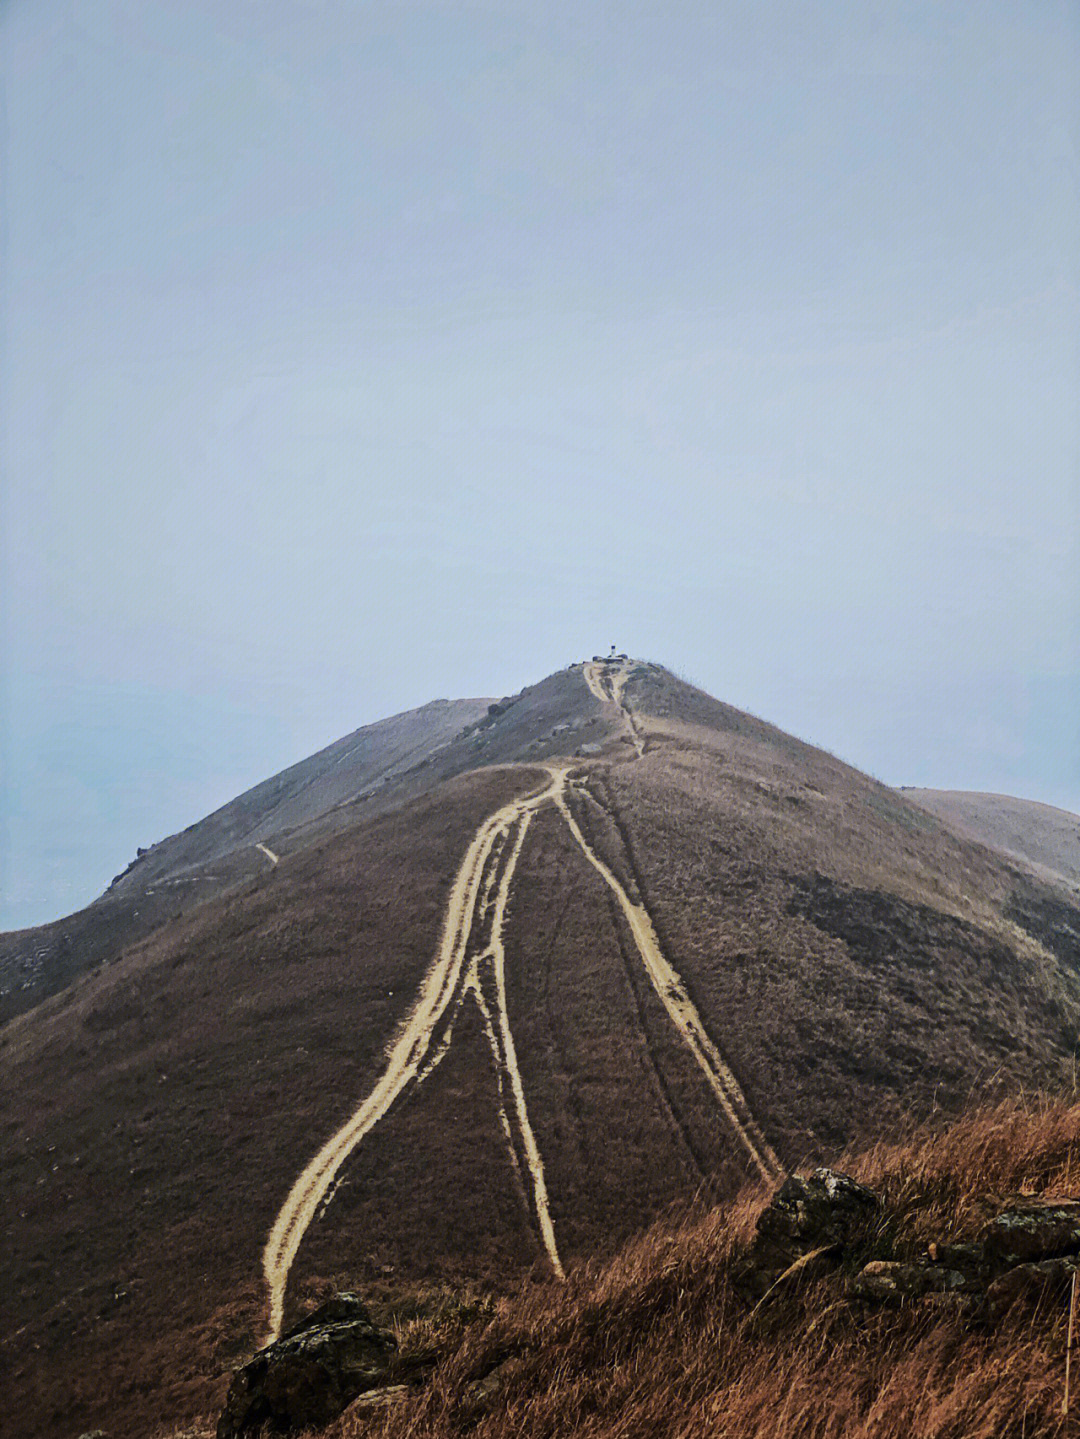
739,1171 -> 1080,1326
847,1259 -> 974,1303
734,1168 -> 879,1297
216,1295 -> 397,1439
980,1202 -> 1080,1268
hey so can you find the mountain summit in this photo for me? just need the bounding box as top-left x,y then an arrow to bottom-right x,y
5,660 -> 1080,1439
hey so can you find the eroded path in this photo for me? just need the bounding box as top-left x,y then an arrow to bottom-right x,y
261,768 -> 565,1342
413,807 -> 564,1278
583,659 -> 645,756
556,781 -> 781,1182
582,661 -> 611,705
262,668 -> 777,1338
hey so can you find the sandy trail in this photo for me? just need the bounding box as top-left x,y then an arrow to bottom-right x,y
582,661 -> 611,705
262,669 -> 778,1338
480,811 -> 564,1275
256,843 -> 280,867
422,810 -> 564,1275
608,666 -> 645,756
261,769 -> 564,1342
583,660 -> 645,756
554,785 -> 781,1183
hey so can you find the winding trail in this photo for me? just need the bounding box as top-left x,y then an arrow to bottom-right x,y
583,660 -> 645,756
261,768 -> 564,1342
261,662 -> 777,1338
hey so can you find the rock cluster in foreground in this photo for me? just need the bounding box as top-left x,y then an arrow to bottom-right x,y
735,1166 -> 1080,1324
216,1295 -> 398,1439
218,1173 -> 1080,1436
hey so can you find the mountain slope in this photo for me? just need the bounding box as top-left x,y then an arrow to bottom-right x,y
906,788 -> 1080,892
325,1094 -> 1080,1439
0,667 -> 632,1024
0,697 -> 492,1022
4,660 -> 1079,1439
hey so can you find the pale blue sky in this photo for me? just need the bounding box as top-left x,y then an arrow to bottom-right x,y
3,0 -> 1078,929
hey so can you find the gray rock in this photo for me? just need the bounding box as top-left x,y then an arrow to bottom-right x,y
984,1256 -> 1080,1321
848,1260 -> 973,1303
281,1293 -> 373,1337
216,1294 -> 397,1438
735,1168 -> 879,1298
981,1202 -> 1080,1269
754,1169 -> 879,1250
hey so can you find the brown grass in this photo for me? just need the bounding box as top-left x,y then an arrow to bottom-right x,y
0,767 -> 549,1439
327,1094 -> 1080,1439
4,665 -> 1079,1439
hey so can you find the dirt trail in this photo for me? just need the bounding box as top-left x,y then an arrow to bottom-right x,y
262,671 -> 778,1338
582,661 -> 611,705
262,770 -> 564,1342
554,785 -> 782,1182
255,843 -> 279,867
422,808 -> 564,1275
482,812 -> 564,1275
583,660 -> 645,756
608,666 -> 645,756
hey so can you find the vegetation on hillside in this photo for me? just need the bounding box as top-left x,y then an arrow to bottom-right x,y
6,666 -> 1080,1439
327,1094 -> 1080,1439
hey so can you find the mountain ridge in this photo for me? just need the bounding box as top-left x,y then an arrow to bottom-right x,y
5,659 -> 1080,1439
0,695 -> 494,1022
906,787 -> 1080,892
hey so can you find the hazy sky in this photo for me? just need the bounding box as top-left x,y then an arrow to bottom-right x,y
3,0 -> 1078,930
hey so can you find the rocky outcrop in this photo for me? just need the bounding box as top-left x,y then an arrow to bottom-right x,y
847,1259 -> 974,1303
738,1171 -> 1080,1325
734,1168 -> 879,1297
840,1194 -> 1080,1320
985,1256 -> 1079,1321
216,1295 -> 397,1438
980,1202 -> 1080,1268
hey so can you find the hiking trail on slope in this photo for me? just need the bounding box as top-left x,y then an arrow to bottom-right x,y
583,659 -> 646,756
261,768 -> 565,1343
555,782 -> 781,1183
261,665 -> 776,1339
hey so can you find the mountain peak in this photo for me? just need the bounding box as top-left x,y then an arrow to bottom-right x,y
5,659 -> 1080,1439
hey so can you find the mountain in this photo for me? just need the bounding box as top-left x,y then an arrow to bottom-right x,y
4,660 -> 1080,1439
0,696 -> 492,1023
905,789 -> 1080,892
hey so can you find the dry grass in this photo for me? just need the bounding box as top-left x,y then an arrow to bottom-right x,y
328,1094 -> 1080,1439
4,665 -> 1079,1439
0,767 -> 546,1439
